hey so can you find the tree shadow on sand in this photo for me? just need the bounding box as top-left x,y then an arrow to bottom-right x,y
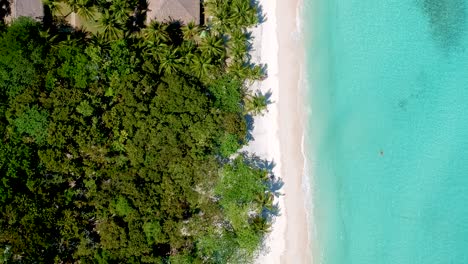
244,88 -> 274,142
251,0 -> 266,24
241,152 -> 284,217
241,152 -> 284,256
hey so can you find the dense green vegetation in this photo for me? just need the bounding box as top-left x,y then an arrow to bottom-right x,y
0,0 -> 275,263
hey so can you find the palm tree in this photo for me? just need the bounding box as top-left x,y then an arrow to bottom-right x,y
178,41 -> 196,64
98,10 -> 122,40
144,42 -> 168,61
190,54 -> 215,79
244,92 -> 268,116
228,40 -> 248,63
66,0 -> 95,21
40,29 -> 58,44
181,21 -> 201,41
42,0 -> 62,16
110,0 -> 131,23
246,64 -> 265,81
199,34 -> 225,61
251,215 -> 271,233
204,0 -> 222,17
230,0 -> 258,27
143,21 -> 170,44
227,61 -> 248,79
204,0 -> 232,33
227,29 -> 249,63
229,28 -> 248,44
158,48 -> 182,74
89,33 -> 110,51
255,191 -> 274,209
51,34 -> 80,51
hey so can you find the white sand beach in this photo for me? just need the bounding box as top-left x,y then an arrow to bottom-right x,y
247,0 -> 311,263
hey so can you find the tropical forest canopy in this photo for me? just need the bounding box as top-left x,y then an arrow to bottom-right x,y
0,0 -> 276,263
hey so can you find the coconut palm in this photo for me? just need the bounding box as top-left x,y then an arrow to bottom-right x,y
251,215 -> 271,233
204,0 -> 232,32
178,41 -> 197,64
228,40 -> 248,63
98,10 -> 123,40
181,21 -> 201,41
199,34 -> 225,61
180,39 -> 196,53
227,29 -> 250,62
255,191 -> 274,209
246,64 -> 265,81
42,0 -> 62,16
88,33 -> 110,52
204,0 -> 222,17
39,29 -> 58,44
110,0 -> 132,23
231,0 -> 258,27
190,54 -> 215,79
227,61 -> 244,79
158,48 -> 182,74
244,92 -> 268,116
51,34 -> 80,51
144,21 -> 170,44
144,42 -> 169,60
66,0 -> 95,21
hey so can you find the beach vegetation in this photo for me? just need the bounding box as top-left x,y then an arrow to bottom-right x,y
245,92 -> 269,116
0,0 -> 273,262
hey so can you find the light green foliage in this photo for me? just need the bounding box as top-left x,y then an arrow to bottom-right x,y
113,196 -> 133,217
14,106 -> 49,144
219,133 -> 240,157
76,100 -> 94,116
216,157 -> 266,206
213,157 -> 269,259
105,87 -> 114,97
143,221 -> 163,245
208,75 -> 243,113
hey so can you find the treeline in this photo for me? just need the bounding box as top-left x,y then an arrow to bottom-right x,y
0,0 -> 276,263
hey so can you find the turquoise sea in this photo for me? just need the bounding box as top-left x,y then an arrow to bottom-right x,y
305,0 -> 468,263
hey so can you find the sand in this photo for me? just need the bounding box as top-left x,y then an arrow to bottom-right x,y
246,0 -> 311,263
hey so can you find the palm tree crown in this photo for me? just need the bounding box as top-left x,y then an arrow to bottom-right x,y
66,0 -> 96,21
144,21 -> 171,44
199,34 -> 225,61
98,10 -> 123,40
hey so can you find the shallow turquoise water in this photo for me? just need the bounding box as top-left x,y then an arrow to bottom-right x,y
305,1 -> 468,263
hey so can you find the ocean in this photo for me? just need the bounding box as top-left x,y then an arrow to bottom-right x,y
305,0 -> 468,263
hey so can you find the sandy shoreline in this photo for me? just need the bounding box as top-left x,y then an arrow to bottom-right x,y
277,0 -> 311,262
247,0 -> 311,263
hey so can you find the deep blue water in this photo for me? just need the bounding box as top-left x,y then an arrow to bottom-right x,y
306,1 -> 468,263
